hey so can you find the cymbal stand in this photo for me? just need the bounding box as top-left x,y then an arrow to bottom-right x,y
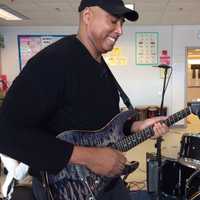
155,67 -> 169,200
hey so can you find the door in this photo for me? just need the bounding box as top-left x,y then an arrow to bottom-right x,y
186,47 -> 200,128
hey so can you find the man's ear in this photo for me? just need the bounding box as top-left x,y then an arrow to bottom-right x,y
82,7 -> 92,25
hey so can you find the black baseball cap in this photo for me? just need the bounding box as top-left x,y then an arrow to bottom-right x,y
78,0 -> 139,22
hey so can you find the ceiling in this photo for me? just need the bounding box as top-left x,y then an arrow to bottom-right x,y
0,0 -> 200,26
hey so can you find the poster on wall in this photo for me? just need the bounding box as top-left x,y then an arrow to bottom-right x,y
135,32 -> 158,65
18,35 -> 65,70
104,47 -> 128,66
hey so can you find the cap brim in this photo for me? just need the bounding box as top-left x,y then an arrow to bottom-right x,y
102,5 -> 139,22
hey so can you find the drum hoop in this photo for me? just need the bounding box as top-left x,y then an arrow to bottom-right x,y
182,133 -> 200,138
178,158 -> 200,169
185,170 -> 200,200
161,193 -> 177,199
190,192 -> 200,200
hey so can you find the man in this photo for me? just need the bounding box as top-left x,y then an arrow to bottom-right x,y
0,0 -> 169,199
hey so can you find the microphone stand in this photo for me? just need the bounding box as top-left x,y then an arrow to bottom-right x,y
155,67 -> 169,200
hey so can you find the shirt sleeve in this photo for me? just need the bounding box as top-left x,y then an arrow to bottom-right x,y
123,115 -> 137,136
0,55 -> 74,174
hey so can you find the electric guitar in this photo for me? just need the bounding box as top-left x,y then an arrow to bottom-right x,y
39,103 -> 200,200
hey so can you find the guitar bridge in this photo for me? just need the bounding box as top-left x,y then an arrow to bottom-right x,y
122,161 -> 139,176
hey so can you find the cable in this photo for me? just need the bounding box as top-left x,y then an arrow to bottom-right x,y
164,67 -> 173,94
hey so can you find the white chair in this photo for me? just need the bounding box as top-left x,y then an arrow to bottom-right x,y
0,154 -> 29,199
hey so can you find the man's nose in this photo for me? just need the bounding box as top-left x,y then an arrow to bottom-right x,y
115,22 -> 123,36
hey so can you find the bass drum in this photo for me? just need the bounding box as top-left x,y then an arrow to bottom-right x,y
161,159 -> 195,199
179,133 -> 200,168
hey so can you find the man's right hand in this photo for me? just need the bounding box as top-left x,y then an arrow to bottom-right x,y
69,146 -> 127,177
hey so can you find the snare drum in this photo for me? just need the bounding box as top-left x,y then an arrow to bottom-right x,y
179,133 -> 200,168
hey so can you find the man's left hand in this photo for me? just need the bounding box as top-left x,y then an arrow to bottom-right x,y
131,116 -> 169,138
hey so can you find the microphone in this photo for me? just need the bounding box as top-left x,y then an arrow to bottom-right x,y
152,64 -> 171,69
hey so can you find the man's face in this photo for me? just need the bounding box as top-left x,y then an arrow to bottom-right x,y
86,7 -> 124,54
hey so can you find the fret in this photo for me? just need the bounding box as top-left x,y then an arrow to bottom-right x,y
140,131 -> 145,141
144,127 -> 154,138
171,115 -> 176,124
174,113 -> 179,122
177,112 -> 182,119
127,138 -> 134,149
118,141 -> 124,151
133,134 -> 141,145
118,142 -> 123,152
126,140 -> 133,151
123,138 -> 130,151
135,134 -> 141,142
121,140 -> 128,151
134,133 -> 141,144
138,134 -> 143,143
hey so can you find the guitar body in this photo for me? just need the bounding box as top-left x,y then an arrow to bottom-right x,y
48,110 -> 136,200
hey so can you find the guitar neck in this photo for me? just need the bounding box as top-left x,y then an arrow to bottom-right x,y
113,106 -> 191,152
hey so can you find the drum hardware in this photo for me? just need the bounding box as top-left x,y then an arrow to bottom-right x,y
179,158 -> 200,170
154,65 -> 172,200
147,155 -> 200,200
189,192 -> 200,200
159,133 -> 200,200
179,133 -> 200,169
161,158 -> 183,198
185,170 -> 200,200
160,158 -> 200,199
146,133 -> 200,199
146,152 -> 159,193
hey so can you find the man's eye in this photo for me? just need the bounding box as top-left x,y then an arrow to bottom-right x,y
111,20 -> 118,24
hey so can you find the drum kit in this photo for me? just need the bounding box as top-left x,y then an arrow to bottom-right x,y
135,106 -> 200,199
160,133 -> 200,200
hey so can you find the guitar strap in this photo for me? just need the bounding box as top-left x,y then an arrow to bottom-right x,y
111,74 -> 134,110
103,61 -> 134,111
40,171 -> 54,200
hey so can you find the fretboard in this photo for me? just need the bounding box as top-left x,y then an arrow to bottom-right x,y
112,106 -> 191,152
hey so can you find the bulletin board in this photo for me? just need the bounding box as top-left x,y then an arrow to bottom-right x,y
104,47 -> 128,66
17,35 -> 65,70
135,32 -> 159,65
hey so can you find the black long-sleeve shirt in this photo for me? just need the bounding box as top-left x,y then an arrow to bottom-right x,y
0,35 -> 120,174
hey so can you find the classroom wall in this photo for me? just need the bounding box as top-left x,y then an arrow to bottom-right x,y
1,25 -> 200,125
